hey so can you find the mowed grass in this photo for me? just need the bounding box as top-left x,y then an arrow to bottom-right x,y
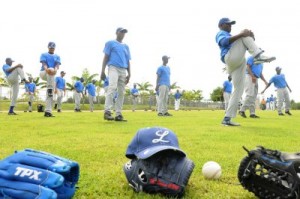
1,109 -> 300,199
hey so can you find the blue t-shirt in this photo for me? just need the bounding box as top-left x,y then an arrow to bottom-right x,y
25,82 -> 36,93
74,81 -> 84,92
86,83 -> 96,96
223,80 -> 232,93
103,40 -> 131,68
55,76 -> 66,90
269,74 -> 287,89
269,95 -> 274,102
216,30 -> 232,63
174,92 -> 182,100
2,64 -> 11,76
156,65 -> 170,87
246,56 -> 263,78
131,88 -> 139,95
40,53 -> 61,71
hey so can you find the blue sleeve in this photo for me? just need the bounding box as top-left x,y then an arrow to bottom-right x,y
216,31 -> 230,47
247,56 -> 254,65
40,53 -> 47,63
55,55 -> 61,65
103,41 -> 112,56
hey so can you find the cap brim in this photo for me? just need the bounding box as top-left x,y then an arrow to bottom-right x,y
136,145 -> 186,159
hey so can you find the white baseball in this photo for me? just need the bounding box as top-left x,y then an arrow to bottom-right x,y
202,161 -> 222,179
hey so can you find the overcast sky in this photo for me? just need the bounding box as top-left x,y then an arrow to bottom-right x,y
1,0 -> 300,101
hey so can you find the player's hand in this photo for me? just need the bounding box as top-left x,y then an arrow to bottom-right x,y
126,75 -> 130,84
100,72 -> 106,81
251,76 -> 257,83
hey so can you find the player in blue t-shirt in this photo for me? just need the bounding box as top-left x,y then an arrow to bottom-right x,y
25,77 -> 36,112
174,90 -> 183,111
216,17 -> 275,126
261,67 -> 292,116
39,42 -> 61,117
74,77 -> 85,112
85,80 -> 97,112
223,75 -> 232,112
156,55 -> 172,116
130,84 -> 139,112
54,71 -> 66,112
2,57 -> 28,115
239,56 -> 268,118
101,27 -> 131,121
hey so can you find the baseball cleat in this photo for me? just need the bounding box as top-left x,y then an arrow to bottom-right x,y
221,120 -> 240,126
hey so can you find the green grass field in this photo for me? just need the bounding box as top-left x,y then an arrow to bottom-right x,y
1,109 -> 299,199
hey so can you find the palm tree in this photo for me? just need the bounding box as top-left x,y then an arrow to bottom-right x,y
136,81 -> 153,95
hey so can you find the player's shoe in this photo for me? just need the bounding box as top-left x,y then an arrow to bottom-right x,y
250,114 -> 260,118
115,114 -> 127,122
222,119 -> 240,126
104,111 -> 114,120
278,113 -> 285,116
254,55 -> 276,64
157,113 -> 164,116
285,111 -> 292,116
44,112 -> 55,117
164,112 -> 173,116
8,112 -> 17,115
239,111 -> 247,118
57,109 -> 61,113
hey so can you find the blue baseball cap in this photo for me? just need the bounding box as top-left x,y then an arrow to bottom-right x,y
116,27 -> 128,33
125,127 -> 186,159
48,42 -> 56,48
218,18 -> 236,27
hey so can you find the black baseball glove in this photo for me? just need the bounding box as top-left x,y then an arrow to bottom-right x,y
123,151 -> 194,198
238,146 -> 300,199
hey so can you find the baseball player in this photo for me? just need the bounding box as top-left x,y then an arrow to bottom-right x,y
54,71 -> 66,112
261,66 -> 292,116
74,77 -> 84,112
130,84 -> 139,112
269,94 -> 275,110
25,77 -> 36,112
216,17 -> 275,126
85,80 -> 97,112
2,57 -> 28,115
222,75 -> 232,111
101,27 -> 131,121
156,55 -> 172,116
239,56 -> 268,118
174,89 -> 182,111
40,42 -> 61,117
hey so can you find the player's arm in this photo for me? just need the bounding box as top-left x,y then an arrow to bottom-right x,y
155,74 -> 160,91
126,61 -> 131,84
101,54 -> 109,81
286,82 -> 292,92
261,83 -> 271,94
260,73 -> 268,86
6,64 -> 23,73
246,64 -> 256,83
229,29 -> 254,44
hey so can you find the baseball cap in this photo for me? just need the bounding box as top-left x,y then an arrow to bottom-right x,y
116,27 -> 128,33
218,18 -> 236,27
60,71 -> 66,74
162,55 -> 170,60
276,66 -> 282,71
5,58 -> 14,62
48,42 -> 56,48
125,127 -> 186,159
